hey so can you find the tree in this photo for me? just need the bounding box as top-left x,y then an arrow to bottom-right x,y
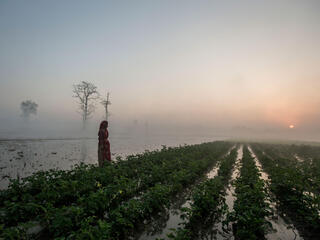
73,81 -> 99,129
20,100 -> 38,121
100,92 -> 111,121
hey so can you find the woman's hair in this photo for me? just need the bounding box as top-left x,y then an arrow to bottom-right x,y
99,120 -> 108,130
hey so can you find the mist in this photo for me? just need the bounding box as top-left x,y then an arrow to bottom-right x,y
1,0 -> 320,142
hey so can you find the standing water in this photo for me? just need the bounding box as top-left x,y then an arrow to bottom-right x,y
206,145 -> 236,179
225,146 -> 243,210
213,145 -> 243,240
0,134 -> 224,189
137,146 -> 236,240
248,146 -> 303,240
294,154 -> 304,163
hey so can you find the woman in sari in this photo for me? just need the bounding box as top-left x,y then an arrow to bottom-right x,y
98,120 -> 111,166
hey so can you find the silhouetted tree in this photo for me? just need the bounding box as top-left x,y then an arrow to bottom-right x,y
20,100 -> 38,121
73,81 -> 99,129
100,92 -> 111,121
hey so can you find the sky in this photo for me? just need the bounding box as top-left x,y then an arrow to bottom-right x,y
0,0 -> 320,140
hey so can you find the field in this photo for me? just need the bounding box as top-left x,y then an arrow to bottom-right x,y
0,135 -> 219,189
0,141 -> 320,239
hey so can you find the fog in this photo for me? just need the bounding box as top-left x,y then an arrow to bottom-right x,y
1,0 -> 320,142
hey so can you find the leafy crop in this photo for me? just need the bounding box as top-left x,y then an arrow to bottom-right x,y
0,141 -> 231,239
3,141 -> 319,239
227,146 -> 271,240
168,148 -> 238,239
252,144 -> 320,240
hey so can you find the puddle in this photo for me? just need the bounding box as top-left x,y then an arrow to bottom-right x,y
248,147 -> 269,182
138,164 -> 218,239
294,154 -> 304,163
206,145 -> 236,179
248,146 -> 303,240
302,191 -> 320,217
207,163 -> 221,179
137,199 -> 192,240
225,146 -> 243,210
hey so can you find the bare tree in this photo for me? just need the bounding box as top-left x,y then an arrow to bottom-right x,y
73,81 -> 99,129
20,100 -> 38,121
100,92 -> 111,121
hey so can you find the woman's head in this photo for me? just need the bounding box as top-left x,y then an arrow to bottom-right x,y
99,121 -> 108,130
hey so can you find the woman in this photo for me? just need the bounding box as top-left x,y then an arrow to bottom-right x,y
98,120 -> 111,167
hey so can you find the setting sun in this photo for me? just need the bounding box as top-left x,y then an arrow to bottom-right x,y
289,125 -> 295,129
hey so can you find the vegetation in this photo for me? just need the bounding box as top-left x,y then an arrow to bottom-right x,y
0,141 -> 231,239
168,148 -> 238,240
72,81 -> 99,130
228,146 -> 271,240
252,143 -> 320,239
1,141 -> 320,240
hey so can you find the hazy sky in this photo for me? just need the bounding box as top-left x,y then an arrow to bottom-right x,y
1,0 -> 320,139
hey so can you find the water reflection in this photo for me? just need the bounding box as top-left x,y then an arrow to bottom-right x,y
139,146 -> 236,240
80,139 -> 87,162
136,192 -> 191,240
212,146 -> 243,240
248,146 -> 303,240
0,135 -> 223,189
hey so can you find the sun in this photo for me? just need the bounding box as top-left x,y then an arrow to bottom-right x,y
289,124 -> 295,129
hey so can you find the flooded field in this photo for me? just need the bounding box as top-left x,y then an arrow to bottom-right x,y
138,146 -> 237,240
248,147 -> 302,240
1,142 -> 319,240
0,134 -> 222,189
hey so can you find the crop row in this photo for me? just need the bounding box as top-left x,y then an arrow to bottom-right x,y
254,143 -> 320,196
228,146 -> 270,240
284,144 -> 320,194
1,143 -> 229,209
0,141 -> 231,239
57,142 -> 231,239
251,144 -> 320,240
168,147 -> 238,240
253,143 -> 320,188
